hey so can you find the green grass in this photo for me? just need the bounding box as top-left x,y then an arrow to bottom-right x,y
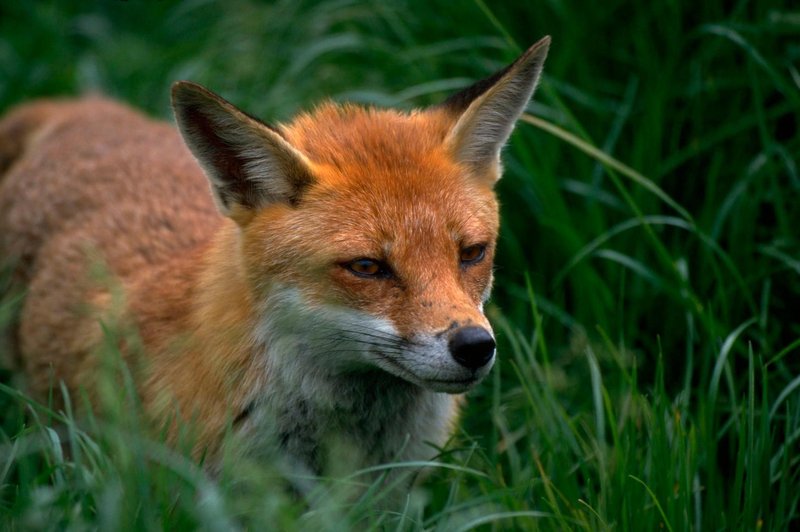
1,0 -> 799,529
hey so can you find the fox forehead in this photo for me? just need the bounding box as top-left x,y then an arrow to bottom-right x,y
308,187 -> 499,263
280,103 -> 497,232
281,102 -> 456,178
273,103 -> 499,250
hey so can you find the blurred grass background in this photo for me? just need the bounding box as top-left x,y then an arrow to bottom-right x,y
1,0 -> 799,529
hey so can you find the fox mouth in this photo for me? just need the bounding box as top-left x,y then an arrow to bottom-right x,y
429,376 -> 479,385
272,297 -> 492,393
369,349 -> 486,393
426,376 -> 482,393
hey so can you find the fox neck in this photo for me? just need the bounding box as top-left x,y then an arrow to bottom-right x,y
242,284 -> 459,478
255,367 -> 454,480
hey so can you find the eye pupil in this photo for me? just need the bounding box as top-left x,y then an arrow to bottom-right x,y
354,260 -> 378,274
460,244 -> 486,264
345,258 -> 388,278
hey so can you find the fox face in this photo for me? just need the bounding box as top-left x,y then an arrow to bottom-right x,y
172,37 -> 549,395
242,110 -> 501,392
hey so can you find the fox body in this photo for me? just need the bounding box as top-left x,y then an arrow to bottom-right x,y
0,39 -> 549,480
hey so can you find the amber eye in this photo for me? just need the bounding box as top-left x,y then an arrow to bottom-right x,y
345,258 -> 391,278
460,244 -> 486,266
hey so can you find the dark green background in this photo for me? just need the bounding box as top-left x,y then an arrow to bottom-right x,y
1,1 -> 798,529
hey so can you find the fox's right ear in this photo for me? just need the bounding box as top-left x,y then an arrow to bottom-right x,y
171,81 -> 314,222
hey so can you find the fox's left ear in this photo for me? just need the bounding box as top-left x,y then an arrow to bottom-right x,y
442,37 -> 550,181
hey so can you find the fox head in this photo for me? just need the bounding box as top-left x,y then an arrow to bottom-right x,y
172,38 -> 549,394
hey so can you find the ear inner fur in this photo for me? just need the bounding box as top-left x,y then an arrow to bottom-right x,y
171,81 -> 315,218
443,36 -> 550,180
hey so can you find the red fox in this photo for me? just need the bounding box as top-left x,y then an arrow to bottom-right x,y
0,38 -> 549,483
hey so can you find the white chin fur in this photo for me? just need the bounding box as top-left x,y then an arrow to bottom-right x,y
255,285 -> 494,393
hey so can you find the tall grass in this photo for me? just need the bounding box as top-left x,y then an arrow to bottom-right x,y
1,0 -> 798,529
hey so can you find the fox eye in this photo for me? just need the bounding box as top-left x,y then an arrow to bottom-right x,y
344,258 -> 391,278
460,244 -> 486,266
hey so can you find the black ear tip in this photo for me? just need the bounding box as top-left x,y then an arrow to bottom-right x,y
171,81 -> 215,106
521,36 -> 551,62
171,80 -> 191,95
530,35 -> 551,49
439,36 -> 551,114
171,81 -> 193,105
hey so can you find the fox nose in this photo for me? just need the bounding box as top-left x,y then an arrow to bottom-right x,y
449,326 -> 495,369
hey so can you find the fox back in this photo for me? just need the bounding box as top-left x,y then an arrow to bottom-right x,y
0,38 -> 549,483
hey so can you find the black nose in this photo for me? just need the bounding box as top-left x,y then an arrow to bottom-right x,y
449,326 -> 495,369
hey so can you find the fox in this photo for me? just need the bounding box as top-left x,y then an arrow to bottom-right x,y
0,37 -> 549,487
